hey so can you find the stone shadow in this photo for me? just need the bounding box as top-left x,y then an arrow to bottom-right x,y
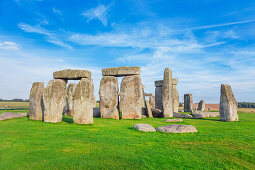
62,117 -> 74,124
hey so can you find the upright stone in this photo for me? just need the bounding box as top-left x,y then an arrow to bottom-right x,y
145,100 -> 153,118
29,82 -> 44,120
120,75 -> 144,119
220,84 -> 238,121
99,76 -> 119,119
198,100 -> 205,111
73,78 -> 95,124
172,78 -> 179,113
149,95 -> 155,109
184,94 -> 193,113
155,80 -> 163,110
43,79 -> 66,123
65,83 -> 77,116
162,67 -> 173,117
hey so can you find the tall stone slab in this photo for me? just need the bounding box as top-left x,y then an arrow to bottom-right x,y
162,67 -> 173,117
99,76 -> 119,119
73,78 -> 95,124
29,82 -> 44,120
172,78 -> 179,113
145,100 -> 153,118
65,83 -> 77,116
149,95 -> 155,109
184,94 -> 193,113
155,80 -> 163,110
220,84 -> 238,121
43,79 -> 66,123
120,75 -> 143,119
198,100 -> 205,111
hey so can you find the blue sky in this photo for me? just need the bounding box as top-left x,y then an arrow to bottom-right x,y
0,0 -> 255,103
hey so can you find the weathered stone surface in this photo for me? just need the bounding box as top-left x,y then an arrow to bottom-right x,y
192,113 -> 205,119
29,82 -> 44,120
164,118 -> 183,122
102,66 -> 141,77
192,110 -> 220,118
198,100 -> 205,111
120,75 -> 144,119
151,108 -> 163,118
145,100 -> 153,118
156,124 -> 198,133
173,112 -> 193,118
73,78 -> 95,124
155,81 -> 163,110
65,83 -> 77,116
43,79 -> 67,123
172,79 -> 179,113
184,94 -> 193,113
99,76 -> 119,119
149,95 -> 155,109
172,78 -> 178,85
93,107 -> 100,117
53,69 -> 91,80
134,123 -> 156,132
220,84 -> 238,121
0,112 -> 28,121
162,67 -> 173,117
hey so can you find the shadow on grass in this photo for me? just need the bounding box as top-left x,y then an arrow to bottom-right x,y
62,117 -> 74,124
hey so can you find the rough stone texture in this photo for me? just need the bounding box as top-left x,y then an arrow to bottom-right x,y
172,78 -> 179,113
29,82 -> 44,120
198,100 -> 206,111
220,84 -> 238,121
53,69 -> 91,80
65,83 -> 77,116
184,94 -> 193,113
172,78 -> 178,85
120,75 -> 144,119
162,67 -> 173,117
149,95 -> 155,109
99,76 -> 119,119
156,124 -> 198,133
173,112 -> 193,119
164,118 -> 183,122
192,110 -> 220,118
155,80 -> 163,110
102,66 -> 141,77
151,109 -> 163,118
0,112 -> 28,121
43,79 -> 67,123
73,78 -> 95,124
145,100 -> 153,118
134,123 -> 156,132
93,107 -> 100,117
192,113 -> 205,119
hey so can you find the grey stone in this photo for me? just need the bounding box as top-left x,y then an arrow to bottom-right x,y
65,83 -> 77,116
198,100 -> 205,111
29,82 -> 44,120
0,112 -> 28,121
53,69 -> 91,80
73,78 -> 95,124
184,94 -> 193,113
120,75 -> 144,119
43,79 -> 67,123
149,95 -> 155,109
220,84 -> 238,121
172,78 -> 179,113
99,76 -> 119,119
93,107 -> 100,117
156,124 -> 198,133
162,67 -> 173,117
102,66 -> 140,77
192,110 -> 220,118
192,113 -> 205,119
151,108 -> 163,118
134,123 -> 156,132
155,81 -> 163,110
173,112 -> 193,118
145,100 -> 153,118
164,118 -> 183,122
155,80 -> 163,87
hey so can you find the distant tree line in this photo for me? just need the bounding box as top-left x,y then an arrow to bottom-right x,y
0,98 -> 29,102
238,102 -> 255,108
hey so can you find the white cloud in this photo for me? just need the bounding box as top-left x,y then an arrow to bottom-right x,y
82,4 -> 111,26
0,41 -> 19,50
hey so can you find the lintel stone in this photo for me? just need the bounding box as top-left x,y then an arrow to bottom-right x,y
102,66 -> 140,77
53,69 -> 91,80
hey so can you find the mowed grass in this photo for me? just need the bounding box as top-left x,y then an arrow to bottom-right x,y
0,110 -> 254,169
0,102 -> 29,109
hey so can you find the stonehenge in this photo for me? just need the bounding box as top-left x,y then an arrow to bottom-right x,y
162,67 -> 173,117
29,82 -> 44,120
184,94 -> 193,113
65,83 -> 77,116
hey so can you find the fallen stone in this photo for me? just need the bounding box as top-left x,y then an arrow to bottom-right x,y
73,78 -> 95,124
162,67 -> 173,117
0,112 -> 28,121
220,84 -> 238,121
29,82 -> 44,120
134,123 -> 156,132
145,100 -> 153,118
192,110 -> 220,118
173,112 -> 193,118
192,113 -> 205,119
102,66 -> 140,77
53,69 -> 91,80
156,124 -> 198,133
43,79 -> 66,123
198,100 -> 205,111
164,118 -> 183,122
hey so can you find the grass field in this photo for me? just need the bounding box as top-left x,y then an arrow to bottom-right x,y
0,109 -> 254,169
0,102 -> 29,109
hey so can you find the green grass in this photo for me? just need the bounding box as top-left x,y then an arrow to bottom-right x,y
0,110 -> 254,169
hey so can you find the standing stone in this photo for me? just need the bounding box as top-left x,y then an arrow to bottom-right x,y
145,100 -> 153,118
155,80 -> 163,110
29,82 -> 44,120
120,75 -> 144,119
172,78 -> 179,113
149,95 -> 155,109
73,78 -> 95,124
65,83 -> 77,116
220,84 -> 238,121
162,67 -> 173,117
198,100 -> 205,111
99,76 -> 119,119
43,79 -> 67,123
184,94 -> 193,113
